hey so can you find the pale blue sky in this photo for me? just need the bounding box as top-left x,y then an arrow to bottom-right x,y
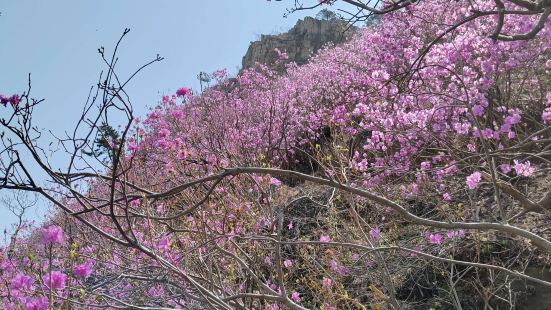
0,1 -> 349,234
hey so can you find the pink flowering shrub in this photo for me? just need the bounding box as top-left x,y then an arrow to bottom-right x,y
0,0 -> 550,308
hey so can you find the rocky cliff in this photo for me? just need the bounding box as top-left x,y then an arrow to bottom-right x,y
241,16 -> 353,70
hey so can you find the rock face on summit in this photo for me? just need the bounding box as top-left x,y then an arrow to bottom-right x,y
241,16 -> 352,70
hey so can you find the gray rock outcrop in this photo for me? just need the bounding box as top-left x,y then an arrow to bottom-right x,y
241,16 -> 353,71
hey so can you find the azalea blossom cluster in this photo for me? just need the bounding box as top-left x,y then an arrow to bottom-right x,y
0,225 -> 93,309
0,93 -> 20,107
132,1 -> 549,204
0,0 -> 550,308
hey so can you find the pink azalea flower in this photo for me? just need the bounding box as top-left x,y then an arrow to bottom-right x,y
466,171 -> 482,190
127,141 -> 138,152
357,159 -> 368,171
176,150 -> 187,159
148,285 -> 164,297
158,128 -> 171,138
10,274 -> 34,291
176,87 -> 191,97
42,271 -> 67,290
411,183 -> 419,195
322,277 -> 332,289
129,199 -> 141,207
420,161 -> 431,171
171,109 -> 184,119
22,296 -> 48,310
269,177 -> 282,187
329,259 -> 348,276
322,303 -> 337,310
427,233 -> 443,245
158,236 -> 170,251
472,104 -> 485,116
446,230 -> 465,240
543,108 -> 551,123
219,158 -> 230,168
330,259 -> 338,271
290,291 -> 300,302
74,260 -> 93,278
319,235 -> 330,243
283,259 -> 293,268
9,94 -> 20,107
467,142 -> 477,152
156,139 -> 170,149
42,225 -> 64,245
369,227 -> 381,241
500,163 -> 511,174
513,160 -> 535,177
0,94 -> 8,106
442,193 -> 451,201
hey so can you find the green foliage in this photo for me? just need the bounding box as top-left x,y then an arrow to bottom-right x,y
82,122 -> 120,161
316,9 -> 337,21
